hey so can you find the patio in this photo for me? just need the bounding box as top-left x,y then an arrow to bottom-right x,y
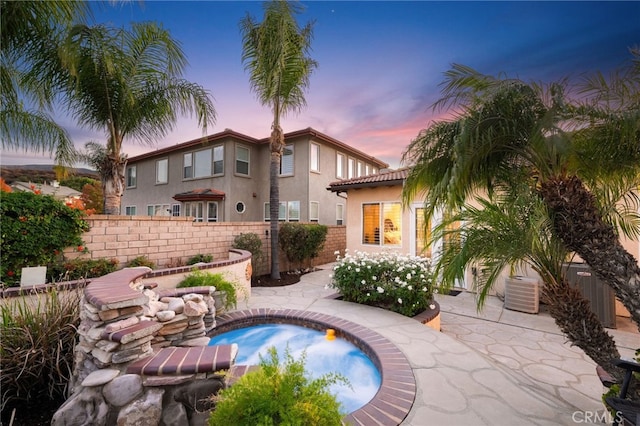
240,263 -> 638,426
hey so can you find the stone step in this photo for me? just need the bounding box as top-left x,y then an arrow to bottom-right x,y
85,267 -> 151,310
101,321 -> 163,344
126,344 -> 237,376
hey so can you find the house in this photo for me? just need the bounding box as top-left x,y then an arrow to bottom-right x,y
11,181 -> 82,205
121,127 -> 388,225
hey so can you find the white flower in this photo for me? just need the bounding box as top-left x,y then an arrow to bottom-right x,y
397,298 -> 403,304
367,293 -> 371,296
377,286 -> 384,294
372,276 -> 377,280
406,273 -> 412,280
355,267 -> 360,272
361,279 -> 366,285
429,304 -> 436,309
408,285 -> 412,291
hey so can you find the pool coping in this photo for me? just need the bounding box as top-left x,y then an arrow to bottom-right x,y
211,308 -> 416,426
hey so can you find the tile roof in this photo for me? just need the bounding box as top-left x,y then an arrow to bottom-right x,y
173,188 -> 226,201
328,168 -> 408,192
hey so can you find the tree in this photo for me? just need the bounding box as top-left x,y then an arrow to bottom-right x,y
402,54 -> 640,331
59,22 -> 216,214
0,1 -> 87,166
240,0 -> 317,279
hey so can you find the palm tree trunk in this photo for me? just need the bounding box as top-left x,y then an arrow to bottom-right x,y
102,156 -> 125,215
542,281 -> 622,379
269,126 -> 284,279
540,175 -> 640,331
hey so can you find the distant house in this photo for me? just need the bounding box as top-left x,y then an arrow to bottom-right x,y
11,181 -> 82,205
120,127 -> 388,225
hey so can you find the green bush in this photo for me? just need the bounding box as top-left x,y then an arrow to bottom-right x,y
177,270 -> 237,310
1,288 -> 81,414
48,258 -> 119,282
209,347 -> 346,425
278,223 -> 328,269
0,192 -> 89,286
232,232 -> 264,274
126,256 -> 155,269
186,254 -> 213,265
330,251 -> 435,317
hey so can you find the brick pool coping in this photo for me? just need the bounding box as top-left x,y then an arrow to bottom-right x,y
211,309 -> 416,426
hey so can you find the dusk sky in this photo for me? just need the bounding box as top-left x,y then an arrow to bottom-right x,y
3,1 -> 638,169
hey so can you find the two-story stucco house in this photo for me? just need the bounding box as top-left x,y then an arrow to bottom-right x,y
121,127 -> 388,225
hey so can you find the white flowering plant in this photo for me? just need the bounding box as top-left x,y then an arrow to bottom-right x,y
330,251 -> 434,317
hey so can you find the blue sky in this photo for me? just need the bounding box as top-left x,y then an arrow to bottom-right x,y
3,1 -> 638,169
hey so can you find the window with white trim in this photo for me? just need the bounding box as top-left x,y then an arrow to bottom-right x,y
310,143 -> 320,172
357,161 -> 363,177
280,144 -> 294,176
194,148 -> 212,178
362,202 -> 402,246
336,153 -> 345,179
207,202 -> 218,222
184,202 -> 204,222
147,204 -> 170,216
264,202 -> 287,221
347,158 -> 355,179
171,204 -> 181,217
213,145 -> 224,175
309,201 -> 319,222
236,145 -> 250,175
336,203 -> 344,225
156,158 -> 168,184
365,164 -> 370,176
183,153 -> 193,179
125,206 -> 137,216
126,165 -> 136,188
288,201 -> 300,221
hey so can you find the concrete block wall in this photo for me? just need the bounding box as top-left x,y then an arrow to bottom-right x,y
68,216 -> 346,276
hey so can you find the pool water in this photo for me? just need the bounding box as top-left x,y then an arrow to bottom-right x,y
209,323 -> 381,413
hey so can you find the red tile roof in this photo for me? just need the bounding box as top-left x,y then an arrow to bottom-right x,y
328,168 -> 408,192
173,188 -> 226,201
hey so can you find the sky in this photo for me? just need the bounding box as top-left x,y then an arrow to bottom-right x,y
2,0 -> 638,170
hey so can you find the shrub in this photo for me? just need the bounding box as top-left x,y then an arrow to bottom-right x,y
1,289 -> 81,414
278,223 -> 328,269
177,270 -> 237,310
186,254 -> 213,265
330,251 -> 435,317
209,347 -> 346,425
0,192 -> 89,286
126,256 -> 155,269
48,258 -> 118,282
232,232 -> 264,274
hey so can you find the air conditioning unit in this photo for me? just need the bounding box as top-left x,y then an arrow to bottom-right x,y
504,276 -> 539,314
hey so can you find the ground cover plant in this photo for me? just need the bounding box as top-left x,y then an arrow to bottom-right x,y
0,289 -> 81,424
209,347 -> 346,425
331,251 -> 435,317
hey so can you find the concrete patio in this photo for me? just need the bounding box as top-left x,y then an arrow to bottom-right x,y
242,263 -> 638,426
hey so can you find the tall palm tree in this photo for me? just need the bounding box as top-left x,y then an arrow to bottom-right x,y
0,0 -> 88,165
240,0 -> 317,279
402,55 -> 640,330
59,22 -> 216,214
433,184 -> 621,377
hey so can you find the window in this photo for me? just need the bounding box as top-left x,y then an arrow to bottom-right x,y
348,158 -> 355,179
310,201 -> 319,222
156,158 -> 168,184
310,143 -> 320,172
365,164 -> 370,176
207,202 -> 218,222
357,161 -> 363,177
236,145 -> 250,175
147,204 -> 170,216
183,153 -> 193,179
362,202 -> 402,246
194,148 -> 212,178
264,202 -> 287,221
235,202 -> 246,214
171,204 -> 181,217
336,203 -> 344,225
126,165 -> 136,188
288,201 -> 300,221
336,153 -> 345,178
280,144 -> 294,176
185,202 -> 204,222
125,206 -> 137,216
213,145 -> 224,175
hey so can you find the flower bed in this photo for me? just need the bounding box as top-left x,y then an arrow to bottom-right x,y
330,251 -> 435,317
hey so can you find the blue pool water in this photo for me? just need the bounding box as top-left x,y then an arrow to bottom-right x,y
209,323 -> 381,413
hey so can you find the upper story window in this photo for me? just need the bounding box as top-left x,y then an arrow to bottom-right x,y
347,158 -> 355,179
126,165 -> 137,188
194,148 -> 212,178
365,164 -> 370,176
280,144 -> 294,176
183,153 -> 193,179
183,145 -> 224,179
357,161 -> 363,177
336,153 -> 345,179
236,145 -> 250,176
213,145 -> 224,175
156,158 -> 168,184
310,143 -> 320,172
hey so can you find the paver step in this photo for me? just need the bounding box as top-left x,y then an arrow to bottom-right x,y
126,344 -> 237,376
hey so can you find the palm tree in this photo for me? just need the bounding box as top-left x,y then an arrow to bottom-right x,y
240,0 -> 317,279
0,1 -> 88,165
402,55 -> 640,330
59,22 -> 216,214
433,184 -> 622,377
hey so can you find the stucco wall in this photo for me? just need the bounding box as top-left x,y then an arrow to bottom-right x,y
67,216 -> 345,276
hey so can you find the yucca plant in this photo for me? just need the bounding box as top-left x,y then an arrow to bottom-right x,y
0,288 -> 81,416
